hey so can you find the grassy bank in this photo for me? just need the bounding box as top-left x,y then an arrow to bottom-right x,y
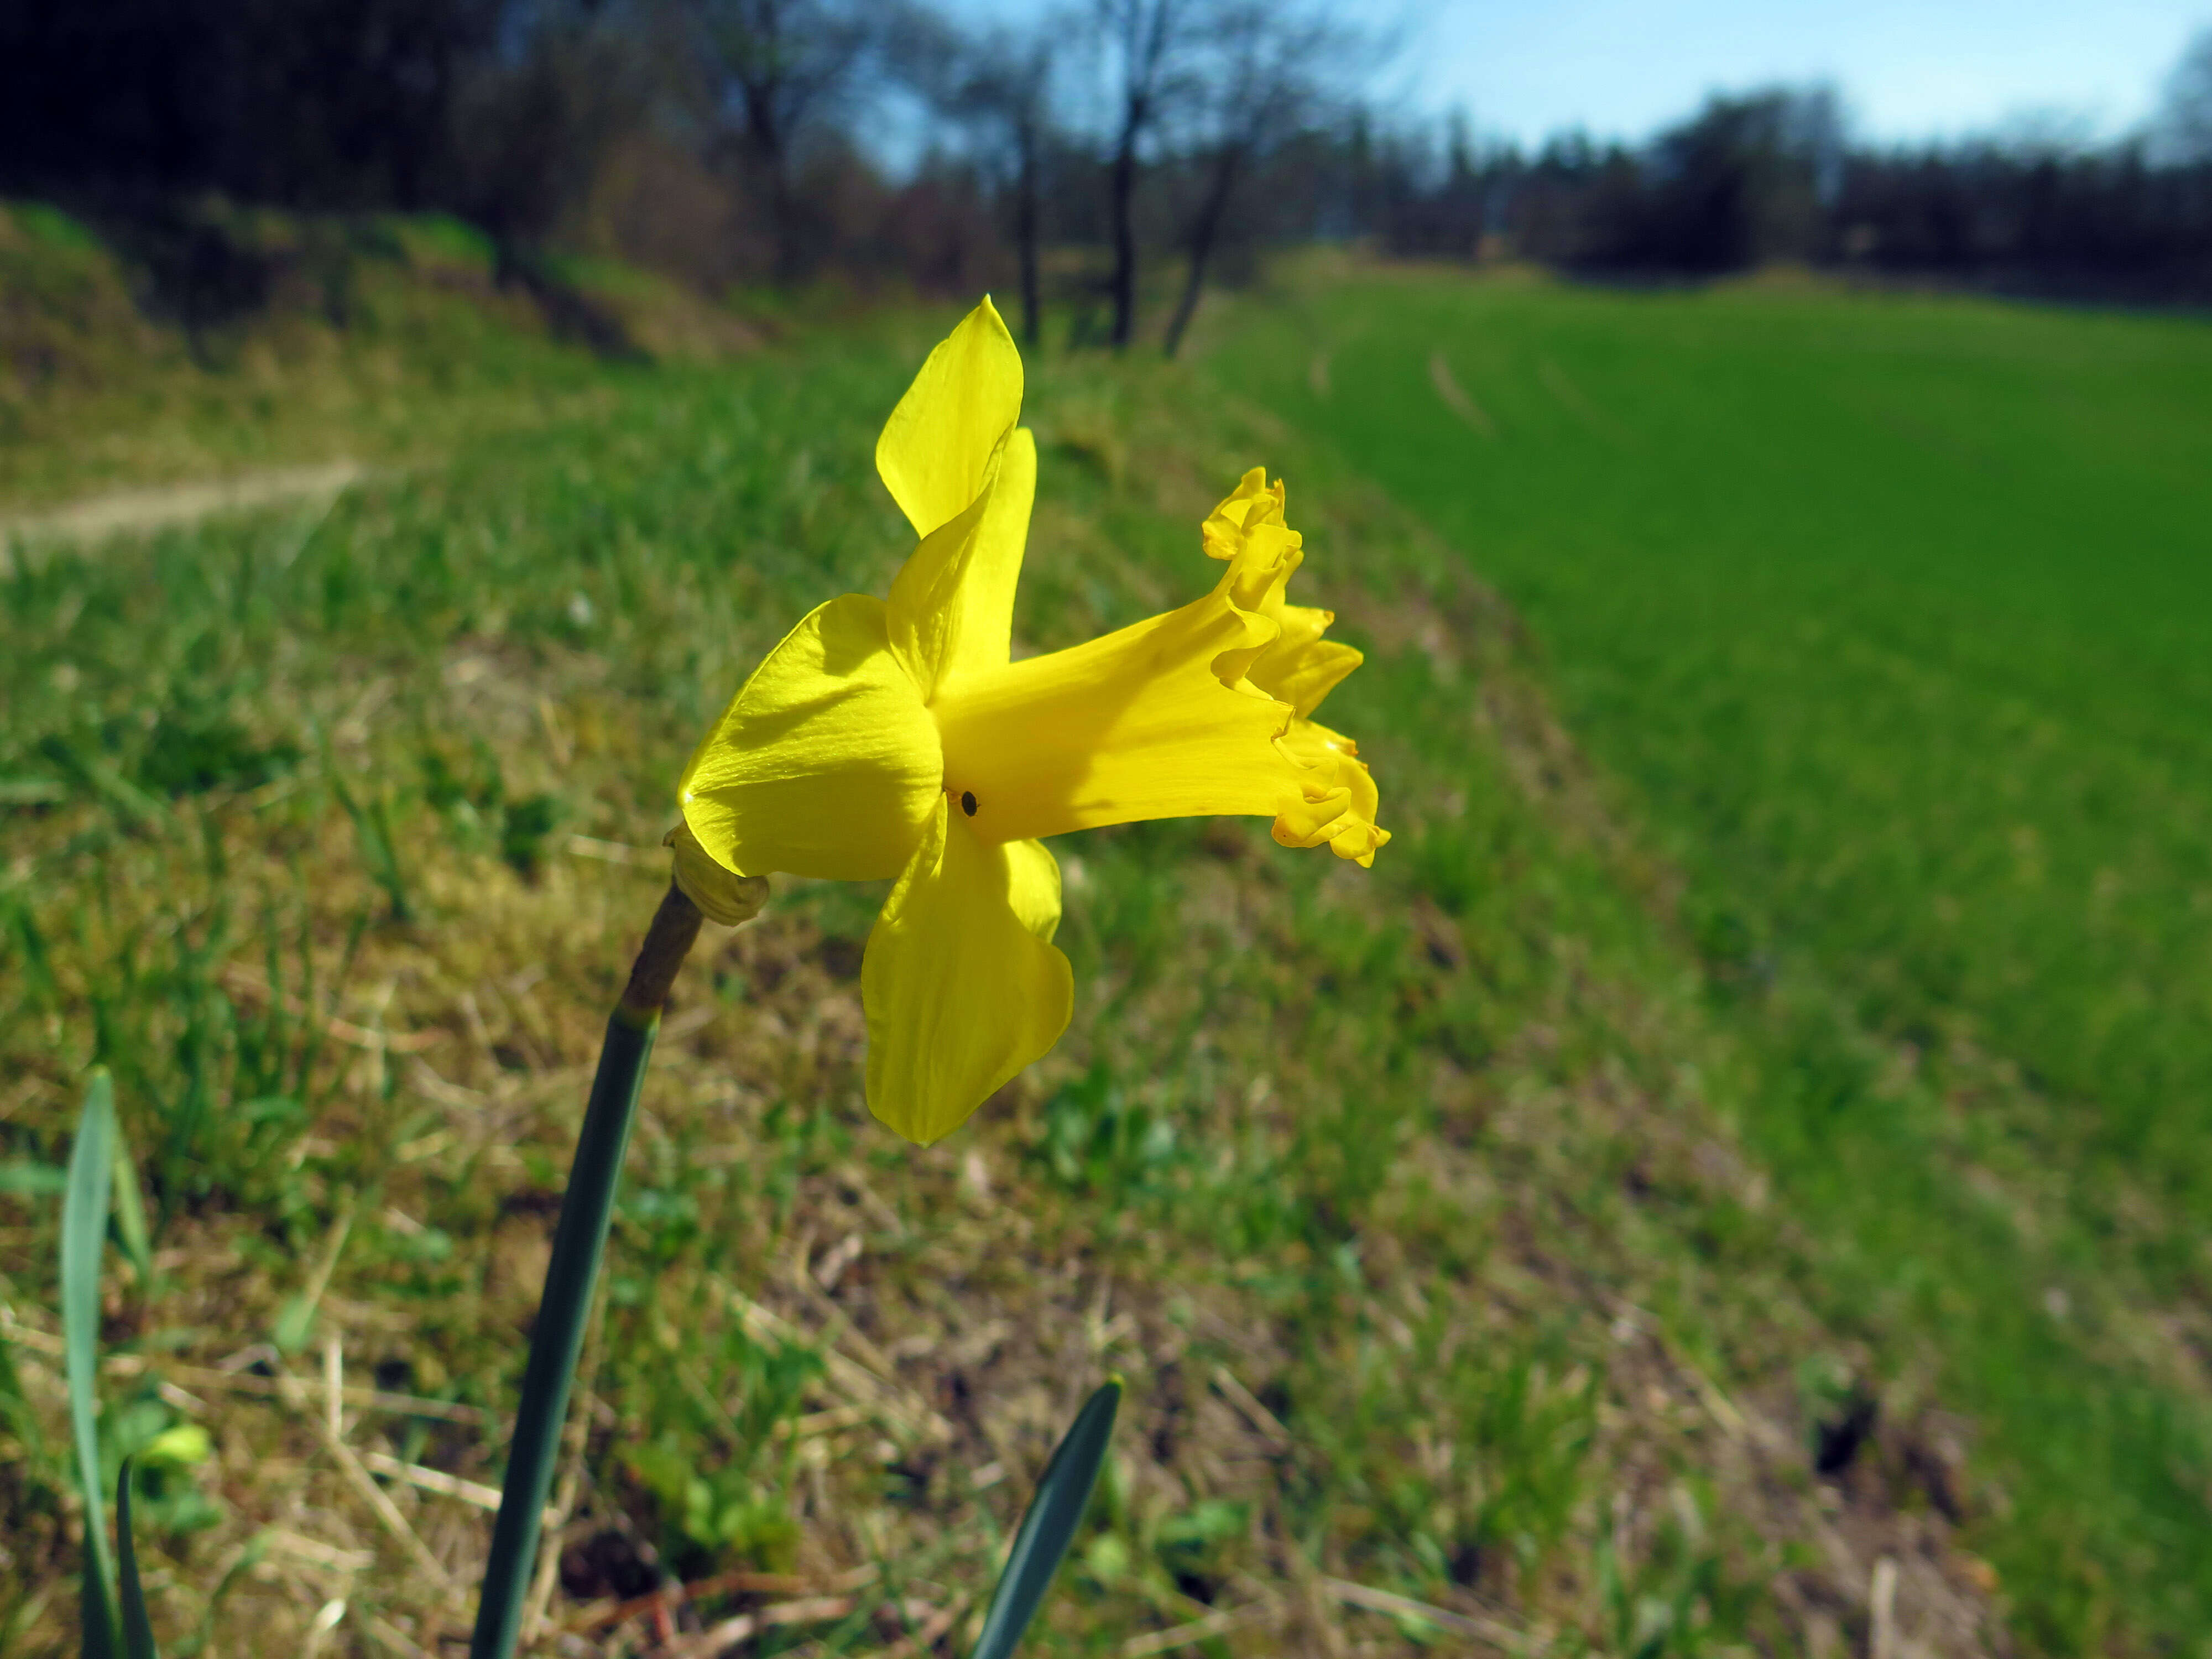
0,229 -> 2039,1655
0,201 -> 754,509
1208,264 -> 2212,1647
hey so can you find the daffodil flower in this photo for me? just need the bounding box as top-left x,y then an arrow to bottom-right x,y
679,298 -> 1386,1144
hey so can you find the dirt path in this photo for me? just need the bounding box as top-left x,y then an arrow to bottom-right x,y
0,461 -> 366,567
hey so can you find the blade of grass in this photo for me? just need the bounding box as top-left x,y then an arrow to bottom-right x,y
36,734 -> 166,830
469,884 -> 702,1659
968,1379 -> 1124,1659
65,1067 -> 119,1658
0,1330 -> 48,1462
116,1459 -> 160,1659
0,1160 -> 67,1196
109,1125 -> 153,1286
330,768 -> 411,924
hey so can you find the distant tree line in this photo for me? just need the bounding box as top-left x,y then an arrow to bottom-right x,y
3,3 -> 2208,348
0,0 -> 1374,353
1360,36 -> 2212,302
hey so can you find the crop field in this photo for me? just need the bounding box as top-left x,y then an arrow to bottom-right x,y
1219,267 -> 2212,1648
0,217 -> 2202,1657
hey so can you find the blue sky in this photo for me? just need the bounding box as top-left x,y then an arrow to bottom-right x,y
1390,0 -> 2206,145
941,0 -> 2208,146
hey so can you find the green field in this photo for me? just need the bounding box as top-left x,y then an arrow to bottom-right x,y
0,226 -> 2206,1656
1213,268 -> 2212,1646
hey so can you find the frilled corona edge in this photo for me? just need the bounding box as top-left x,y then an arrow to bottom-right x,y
1202,468 -> 1389,867
924,468 -> 1389,862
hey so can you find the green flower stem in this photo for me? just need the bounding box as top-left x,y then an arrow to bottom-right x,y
469,884 -> 703,1659
969,1379 -> 1123,1659
65,1070 -> 118,1657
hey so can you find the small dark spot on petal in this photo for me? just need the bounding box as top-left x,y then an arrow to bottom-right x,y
961,791 -> 978,817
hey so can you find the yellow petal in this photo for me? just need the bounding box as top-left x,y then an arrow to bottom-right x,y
862,799 -> 1072,1145
933,602 -> 1296,843
886,427 -> 1036,702
1275,717 -> 1391,867
875,299 -> 1024,539
1248,604 -> 1362,718
931,469 -> 1385,860
680,595 -> 941,880
1001,832 -> 1065,943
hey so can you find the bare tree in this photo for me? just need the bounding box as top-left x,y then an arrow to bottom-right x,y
890,6 -> 1060,348
456,1 -> 652,254
2155,26 -> 2212,164
1159,0 -> 1369,358
963,34 -> 1057,347
692,0 -> 875,279
1097,0 -> 1185,350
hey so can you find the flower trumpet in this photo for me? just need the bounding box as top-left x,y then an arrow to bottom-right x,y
680,298 -> 1386,1144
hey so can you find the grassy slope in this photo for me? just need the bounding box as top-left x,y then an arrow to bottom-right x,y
0,202 -> 749,508
1206,264 -> 2212,1648
0,242 -> 2010,1655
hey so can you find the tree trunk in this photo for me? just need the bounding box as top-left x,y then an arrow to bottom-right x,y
1108,105 -> 1141,349
737,65 -> 801,284
749,122 -> 802,285
1015,117 -> 1042,348
767,164 -> 802,284
1162,145 -> 1240,359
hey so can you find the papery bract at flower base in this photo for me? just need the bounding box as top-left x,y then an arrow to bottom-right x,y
665,821 -> 770,926
681,298 -> 1387,1145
